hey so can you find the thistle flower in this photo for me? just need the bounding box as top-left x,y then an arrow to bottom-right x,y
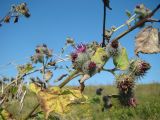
117,74 -> 135,94
66,37 -> 75,45
106,41 -> 121,56
96,88 -> 103,95
136,5 -> 140,9
102,95 -> 112,110
31,53 -> 44,63
134,4 -> 151,18
45,49 -> 53,58
35,48 -> 40,53
117,80 -> 134,94
88,61 -> 96,71
4,16 -> 10,23
129,59 -> 151,77
16,3 -> 30,18
73,52 -> 90,70
82,61 -> 97,75
71,52 -> 78,62
76,44 -> 86,53
111,40 -> 119,49
128,97 -> 137,107
35,44 -> 52,58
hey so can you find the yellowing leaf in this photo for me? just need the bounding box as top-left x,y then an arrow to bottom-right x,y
44,70 -> 53,82
48,86 -> 61,94
29,83 -> 41,94
37,87 -> 88,119
91,47 -> 109,69
113,48 -> 129,70
1,109 -> 13,120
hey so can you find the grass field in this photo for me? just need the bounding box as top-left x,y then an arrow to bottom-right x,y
81,83 -> 160,120
1,83 -> 160,120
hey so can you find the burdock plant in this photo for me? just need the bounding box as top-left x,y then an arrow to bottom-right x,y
129,59 -> 151,77
116,58 -> 151,107
0,1 -> 160,119
116,74 -> 136,107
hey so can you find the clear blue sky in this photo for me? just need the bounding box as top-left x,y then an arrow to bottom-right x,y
0,0 -> 160,86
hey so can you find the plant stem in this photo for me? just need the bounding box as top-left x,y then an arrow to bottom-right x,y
113,14 -> 136,32
102,1 -> 107,47
146,19 -> 160,22
23,59 -> 49,120
4,69 -> 40,90
24,103 -> 40,120
112,4 -> 160,42
0,12 -> 10,24
59,70 -> 79,88
103,68 -> 117,76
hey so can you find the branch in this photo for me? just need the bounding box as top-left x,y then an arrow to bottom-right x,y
4,69 -> 39,90
0,12 -> 11,25
19,90 -> 27,112
112,4 -> 160,42
108,94 -> 119,98
24,103 -> 40,120
103,68 -> 118,76
146,19 -> 160,23
102,0 -> 107,47
0,96 -> 6,106
59,70 -> 79,88
113,14 -> 136,32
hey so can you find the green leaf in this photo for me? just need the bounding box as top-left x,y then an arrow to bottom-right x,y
126,10 -> 131,18
113,48 -> 129,70
60,89 -> 72,95
17,63 -> 34,75
89,95 -> 101,104
10,86 -> 18,94
0,110 -> 13,120
22,86 -> 27,91
91,47 -> 110,69
37,112 -> 45,119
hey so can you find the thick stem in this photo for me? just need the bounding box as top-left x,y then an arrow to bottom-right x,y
59,70 -> 79,88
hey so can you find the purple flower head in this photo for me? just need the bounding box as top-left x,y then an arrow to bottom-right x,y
131,59 -> 151,76
139,62 -> 151,74
117,78 -> 134,93
88,61 -> 96,70
71,52 -> 78,62
128,97 -> 137,107
136,5 -> 140,8
75,43 -> 86,53
111,40 -> 119,49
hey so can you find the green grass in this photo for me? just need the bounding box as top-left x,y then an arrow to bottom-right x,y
2,84 -> 160,120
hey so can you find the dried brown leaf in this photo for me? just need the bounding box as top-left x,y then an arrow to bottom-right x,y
135,26 -> 160,56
